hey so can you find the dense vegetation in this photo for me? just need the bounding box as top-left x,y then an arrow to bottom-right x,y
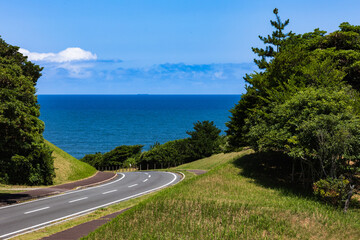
0,37 -> 54,185
226,9 -> 360,209
80,145 -> 143,169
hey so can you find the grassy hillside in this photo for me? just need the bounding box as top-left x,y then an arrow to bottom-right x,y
174,151 -> 251,170
45,140 -> 97,185
84,150 -> 360,239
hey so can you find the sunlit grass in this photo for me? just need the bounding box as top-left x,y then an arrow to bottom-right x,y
84,151 -> 360,240
45,140 -> 97,185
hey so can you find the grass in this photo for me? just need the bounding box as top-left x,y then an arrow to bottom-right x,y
174,151 -> 250,170
45,140 -> 97,185
83,150 -> 360,240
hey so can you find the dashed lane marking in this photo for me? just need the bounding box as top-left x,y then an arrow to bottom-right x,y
68,197 -> 88,203
102,190 -> 117,195
24,207 -> 50,215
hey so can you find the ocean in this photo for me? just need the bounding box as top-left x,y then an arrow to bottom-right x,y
38,95 -> 240,159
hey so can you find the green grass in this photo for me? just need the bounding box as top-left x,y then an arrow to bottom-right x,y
83,150 -> 360,240
45,140 -> 97,185
174,151 -> 251,170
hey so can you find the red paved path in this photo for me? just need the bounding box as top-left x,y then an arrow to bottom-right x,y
41,208 -> 131,240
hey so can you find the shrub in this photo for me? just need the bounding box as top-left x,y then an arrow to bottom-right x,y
80,145 -> 143,169
313,177 -> 350,206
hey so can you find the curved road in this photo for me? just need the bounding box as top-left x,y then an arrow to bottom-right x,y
0,171 -> 180,239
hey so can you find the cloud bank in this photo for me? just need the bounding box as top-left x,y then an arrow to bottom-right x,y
19,47 -> 97,62
19,47 -> 254,94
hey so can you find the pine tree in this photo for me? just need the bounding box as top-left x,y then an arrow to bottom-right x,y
251,8 -> 293,69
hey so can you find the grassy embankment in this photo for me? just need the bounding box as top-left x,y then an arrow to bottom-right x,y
0,140 -> 96,193
46,140 -> 97,185
84,150 -> 360,240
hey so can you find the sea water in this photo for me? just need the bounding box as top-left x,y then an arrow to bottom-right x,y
38,95 -> 240,159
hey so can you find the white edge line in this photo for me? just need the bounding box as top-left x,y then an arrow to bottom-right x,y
102,190 -> 117,195
0,172 -> 178,239
3,211 -> 94,240
68,197 -> 88,203
0,173 -> 126,211
24,206 -> 50,215
176,171 -> 186,182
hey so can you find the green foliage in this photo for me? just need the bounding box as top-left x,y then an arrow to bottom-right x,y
226,10 -> 360,209
80,153 -> 104,169
80,145 -> 143,169
313,177 -> 350,206
252,8 -> 293,69
0,36 -> 54,185
140,139 -> 191,168
254,87 -> 360,184
140,120 -> 222,168
186,120 -> 222,159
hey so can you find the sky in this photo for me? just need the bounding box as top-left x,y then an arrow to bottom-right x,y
1,0 -> 360,94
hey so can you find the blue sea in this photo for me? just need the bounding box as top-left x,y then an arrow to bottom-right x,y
38,95 -> 240,159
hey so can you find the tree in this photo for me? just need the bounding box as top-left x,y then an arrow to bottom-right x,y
251,8 -> 293,69
226,10 -> 360,208
80,145 -> 143,169
187,120 -> 221,159
0,36 -> 54,185
227,13 -> 360,150
226,8 -> 293,149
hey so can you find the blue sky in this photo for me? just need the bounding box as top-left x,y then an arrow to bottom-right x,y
1,0 -> 360,94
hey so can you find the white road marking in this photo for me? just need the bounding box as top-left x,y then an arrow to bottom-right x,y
68,197 -> 88,203
144,173 -> 148,175
24,207 -> 50,215
102,190 -> 117,195
0,172 -> 178,239
128,184 -> 138,188
143,179 -> 148,182
148,175 -> 151,178
0,173 -> 126,211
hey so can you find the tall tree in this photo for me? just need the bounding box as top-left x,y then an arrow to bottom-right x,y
251,8 -> 293,69
226,8 -> 293,149
0,36 -> 54,185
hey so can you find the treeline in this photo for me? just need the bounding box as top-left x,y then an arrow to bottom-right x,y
226,9 -> 360,210
80,120 -> 223,169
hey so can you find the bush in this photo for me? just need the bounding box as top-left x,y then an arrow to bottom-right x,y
80,145 -> 143,169
80,152 -> 103,169
313,177 -> 350,206
139,139 -> 191,168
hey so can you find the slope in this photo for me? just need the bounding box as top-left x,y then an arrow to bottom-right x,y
45,140 -> 97,185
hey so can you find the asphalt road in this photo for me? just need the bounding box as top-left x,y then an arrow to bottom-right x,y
0,171 -> 180,239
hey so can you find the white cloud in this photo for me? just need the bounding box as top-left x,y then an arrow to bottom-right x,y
19,47 -> 97,63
